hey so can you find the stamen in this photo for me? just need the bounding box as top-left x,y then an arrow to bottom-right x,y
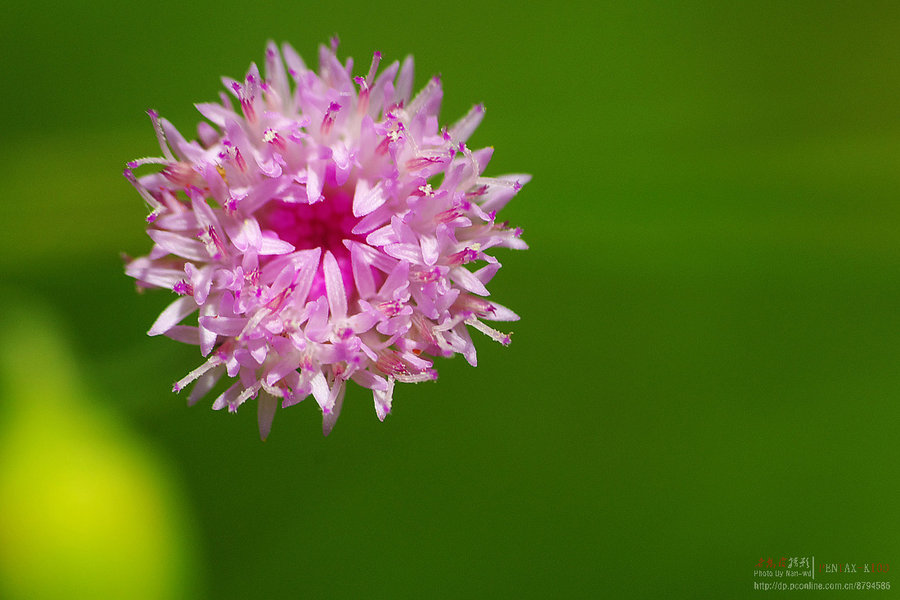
411,267 -> 442,283
465,316 -> 511,345
173,356 -> 223,392
199,226 -> 228,259
435,207 -> 464,224
365,51 -> 382,86
147,109 -> 175,161
405,155 -> 443,171
376,299 -> 404,317
231,382 -> 262,411
123,167 -> 163,222
127,156 -> 170,169
321,101 -> 341,135
447,246 -> 480,266
234,148 -> 247,172
173,280 -> 194,296
394,370 -> 438,384
216,164 -> 229,186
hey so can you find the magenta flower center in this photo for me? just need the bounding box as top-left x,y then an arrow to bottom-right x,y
258,185 -> 366,301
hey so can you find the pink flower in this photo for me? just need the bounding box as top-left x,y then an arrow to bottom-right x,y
125,40 -> 528,438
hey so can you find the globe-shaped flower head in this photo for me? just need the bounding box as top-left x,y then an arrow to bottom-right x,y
125,40 -> 528,437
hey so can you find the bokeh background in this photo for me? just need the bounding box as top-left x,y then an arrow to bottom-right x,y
2,1 -> 899,598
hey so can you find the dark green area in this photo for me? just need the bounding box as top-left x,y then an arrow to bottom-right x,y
3,1 -> 899,597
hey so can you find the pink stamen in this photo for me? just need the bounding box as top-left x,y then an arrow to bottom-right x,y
321,101 -> 341,135
448,247 -> 479,266
412,267 -> 442,283
173,280 -> 194,296
377,299 -> 404,317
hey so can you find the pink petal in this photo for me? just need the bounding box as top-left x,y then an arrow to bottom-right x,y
281,42 -> 308,78
373,378 -> 395,421
188,365 -> 223,406
233,218 -> 263,252
259,231 -> 295,255
322,383 -> 346,436
306,160 -> 325,203
257,393 -> 278,441
420,234 -> 439,266
352,179 -> 388,217
195,102 -> 234,127
350,243 -> 377,299
449,103 -> 485,144
310,371 -> 330,411
148,296 -> 197,336
450,267 -> 489,296
164,325 -> 200,344
147,230 -> 209,262
212,382 -> 241,411
322,250 -> 347,320
199,315 -> 247,336
395,56 -> 415,106
291,248 -> 323,307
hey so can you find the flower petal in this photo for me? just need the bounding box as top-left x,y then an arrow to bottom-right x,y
306,160 -> 325,203
352,179 -> 387,217
449,103 -> 485,145
322,250 -> 347,320
147,230 -> 209,262
373,377 -> 395,421
322,383 -> 346,436
257,392 -> 278,441
148,296 -> 197,336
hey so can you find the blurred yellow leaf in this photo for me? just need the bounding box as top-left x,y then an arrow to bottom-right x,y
0,294 -> 198,600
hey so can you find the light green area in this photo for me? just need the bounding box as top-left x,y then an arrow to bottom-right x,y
2,1 -> 900,598
0,298 -> 200,599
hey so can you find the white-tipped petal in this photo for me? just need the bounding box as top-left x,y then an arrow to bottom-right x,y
258,392 -> 278,440
322,383 -> 346,436
148,297 -> 197,336
373,377 -> 395,421
322,251 -> 348,320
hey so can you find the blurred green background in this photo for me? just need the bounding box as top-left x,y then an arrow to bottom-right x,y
2,1 -> 899,598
